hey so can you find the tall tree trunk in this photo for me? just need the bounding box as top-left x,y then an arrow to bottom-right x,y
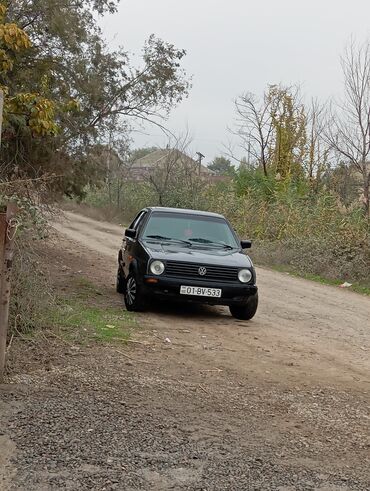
363,171 -> 370,218
261,155 -> 268,177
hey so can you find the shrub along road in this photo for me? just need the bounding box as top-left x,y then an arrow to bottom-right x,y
1,211 -> 369,490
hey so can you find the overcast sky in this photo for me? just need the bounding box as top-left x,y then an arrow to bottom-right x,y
101,0 -> 370,163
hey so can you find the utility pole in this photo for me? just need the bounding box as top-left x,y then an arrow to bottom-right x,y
0,204 -> 17,382
0,88 -> 18,382
0,209 -> 6,380
196,151 -> 205,176
0,89 -> 3,148
0,89 -> 6,381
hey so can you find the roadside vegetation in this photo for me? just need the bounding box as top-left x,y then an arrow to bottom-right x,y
80,164 -> 370,292
50,276 -> 135,345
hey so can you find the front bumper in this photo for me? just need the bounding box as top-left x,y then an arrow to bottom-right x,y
142,275 -> 257,306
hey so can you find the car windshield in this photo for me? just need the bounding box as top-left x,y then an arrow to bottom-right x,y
141,212 -> 239,249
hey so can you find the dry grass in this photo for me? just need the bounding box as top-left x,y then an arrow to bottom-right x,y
10,235 -> 54,335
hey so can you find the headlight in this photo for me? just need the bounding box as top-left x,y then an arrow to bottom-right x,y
238,269 -> 252,283
150,260 -> 165,275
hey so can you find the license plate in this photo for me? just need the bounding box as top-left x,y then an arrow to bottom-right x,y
180,286 -> 222,298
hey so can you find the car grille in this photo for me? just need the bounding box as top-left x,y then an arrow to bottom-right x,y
165,261 -> 239,282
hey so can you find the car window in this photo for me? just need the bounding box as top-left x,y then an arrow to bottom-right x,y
142,212 -> 238,248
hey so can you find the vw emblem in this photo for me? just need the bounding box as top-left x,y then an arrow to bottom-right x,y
198,266 -> 207,276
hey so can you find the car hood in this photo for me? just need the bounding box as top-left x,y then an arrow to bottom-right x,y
141,240 -> 253,268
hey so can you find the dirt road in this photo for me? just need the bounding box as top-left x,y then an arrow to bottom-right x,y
1,211 -> 370,491
54,212 -> 370,390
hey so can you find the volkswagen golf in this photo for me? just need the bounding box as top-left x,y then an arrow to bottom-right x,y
116,207 -> 258,320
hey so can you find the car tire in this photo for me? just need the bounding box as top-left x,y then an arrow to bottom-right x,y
124,273 -> 147,311
116,266 -> 126,294
229,293 -> 258,320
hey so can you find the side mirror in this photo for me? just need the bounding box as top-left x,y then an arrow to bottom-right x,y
240,240 -> 252,249
125,228 -> 137,239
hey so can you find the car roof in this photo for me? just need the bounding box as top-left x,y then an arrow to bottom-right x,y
144,206 -> 225,219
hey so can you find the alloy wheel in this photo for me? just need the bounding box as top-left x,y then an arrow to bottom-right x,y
126,276 -> 137,305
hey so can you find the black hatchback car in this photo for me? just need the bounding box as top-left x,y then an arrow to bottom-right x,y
116,207 -> 258,320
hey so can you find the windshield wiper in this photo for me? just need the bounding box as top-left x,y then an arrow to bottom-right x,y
189,238 -> 235,250
145,234 -> 171,240
145,235 -> 192,246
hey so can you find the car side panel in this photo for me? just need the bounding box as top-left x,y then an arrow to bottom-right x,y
123,240 -> 150,282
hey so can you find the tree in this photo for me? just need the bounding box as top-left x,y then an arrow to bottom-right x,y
325,39 -> 370,216
268,85 -> 306,179
324,162 -> 360,206
233,85 -> 307,179
147,137 -> 190,206
208,156 -> 234,175
143,135 -> 206,208
1,0 -> 190,197
233,86 -> 285,176
305,99 -> 330,191
0,2 -> 59,140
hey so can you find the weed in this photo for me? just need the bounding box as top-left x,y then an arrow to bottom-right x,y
50,300 -> 135,344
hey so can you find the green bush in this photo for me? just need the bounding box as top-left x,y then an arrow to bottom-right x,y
205,177 -> 370,283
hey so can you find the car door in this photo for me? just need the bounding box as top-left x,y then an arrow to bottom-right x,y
122,211 -> 147,276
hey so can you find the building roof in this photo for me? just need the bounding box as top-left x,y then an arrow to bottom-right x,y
132,149 -> 214,175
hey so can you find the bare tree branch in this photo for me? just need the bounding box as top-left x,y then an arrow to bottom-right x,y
324,39 -> 370,215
